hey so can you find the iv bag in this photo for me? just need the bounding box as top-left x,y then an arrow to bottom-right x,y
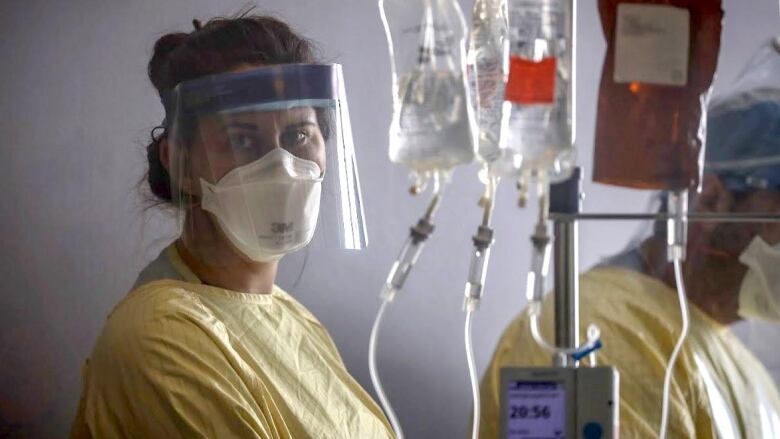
467,0 -> 510,169
380,0 -> 476,172
500,0 -> 576,183
592,0 -> 723,191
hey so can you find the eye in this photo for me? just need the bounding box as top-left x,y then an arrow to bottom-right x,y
227,132 -> 258,151
280,128 -> 310,149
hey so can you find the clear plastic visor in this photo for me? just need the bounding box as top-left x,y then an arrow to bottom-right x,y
162,64 -> 366,267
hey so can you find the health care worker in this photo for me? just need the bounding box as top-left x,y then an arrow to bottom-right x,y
479,47 -> 780,437
70,15 -> 393,439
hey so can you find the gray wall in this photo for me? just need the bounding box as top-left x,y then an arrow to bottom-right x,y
0,0 -> 778,438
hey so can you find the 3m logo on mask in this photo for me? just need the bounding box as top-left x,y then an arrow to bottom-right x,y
272,222 -> 294,234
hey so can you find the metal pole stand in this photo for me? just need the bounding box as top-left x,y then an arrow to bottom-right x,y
550,167 -> 583,367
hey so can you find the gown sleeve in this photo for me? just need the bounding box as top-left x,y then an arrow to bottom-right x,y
70,285 -> 290,439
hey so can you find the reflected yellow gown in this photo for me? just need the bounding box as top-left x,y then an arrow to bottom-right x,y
480,266 -> 780,438
70,244 -> 393,439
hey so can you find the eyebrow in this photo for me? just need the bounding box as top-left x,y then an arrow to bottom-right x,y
222,122 -> 260,132
221,120 -> 318,132
283,121 -> 318,130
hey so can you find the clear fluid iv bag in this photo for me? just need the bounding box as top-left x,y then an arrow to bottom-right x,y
501,0 -> 576,183
380,0 -> 476,173
467,0 -> 510,175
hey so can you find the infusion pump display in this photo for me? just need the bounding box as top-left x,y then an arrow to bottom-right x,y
506,381 -> 567,438
500,367 -> 618,439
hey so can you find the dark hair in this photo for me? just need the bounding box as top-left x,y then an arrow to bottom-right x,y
146,14 -> 318,203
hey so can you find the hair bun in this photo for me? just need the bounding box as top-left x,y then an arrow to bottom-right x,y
149,33 -> 189,91
152,33 -> 189,59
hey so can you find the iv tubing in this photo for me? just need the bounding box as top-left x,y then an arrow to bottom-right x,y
463,176 -> 498,311
659,257 -> 690,439
463,175 -> 497,438
423,172 -> 445,221
369,172 -> 447,439
528,309 -> 601,356
465,310 -> 480,439
368,300 -> 404,439
481,177 -> 497,226
526,178 -> 601,357
659,191 -> 690,439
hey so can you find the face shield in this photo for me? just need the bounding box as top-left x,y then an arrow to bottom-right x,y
162,64 -> 366,265
695,38 -> 780,323
706,37 -> 780,193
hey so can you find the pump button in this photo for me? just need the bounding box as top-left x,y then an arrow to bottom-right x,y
583,422 -> 603,439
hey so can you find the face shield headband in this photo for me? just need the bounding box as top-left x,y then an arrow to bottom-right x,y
160,63 -> 340,126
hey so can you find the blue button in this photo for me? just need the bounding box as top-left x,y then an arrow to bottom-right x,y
583,422 -> 603,439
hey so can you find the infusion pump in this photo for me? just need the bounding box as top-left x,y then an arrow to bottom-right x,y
500,366 -> 619,439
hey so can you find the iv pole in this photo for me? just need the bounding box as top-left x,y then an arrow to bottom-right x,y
550,168 -> 583,367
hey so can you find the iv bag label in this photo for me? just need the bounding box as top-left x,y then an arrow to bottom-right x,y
505,57 -> 557,104
508,0 -> 566,41
614,4 -> 690,86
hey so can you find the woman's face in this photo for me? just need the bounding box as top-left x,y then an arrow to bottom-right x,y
189,106 -> 327,185
170,105 -> 328,266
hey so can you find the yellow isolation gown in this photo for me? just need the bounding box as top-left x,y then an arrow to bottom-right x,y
70,244 -> 394,439
479,266 -> 780,439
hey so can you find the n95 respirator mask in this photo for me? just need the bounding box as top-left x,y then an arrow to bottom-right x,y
737,236 -> 780,323
200,148 -> 323,262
